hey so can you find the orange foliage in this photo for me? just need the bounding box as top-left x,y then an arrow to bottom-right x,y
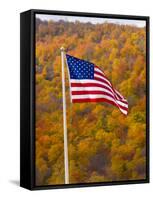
35,18 -> 146,185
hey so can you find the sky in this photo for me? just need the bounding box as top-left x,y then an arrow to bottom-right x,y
36,14 -> 146,27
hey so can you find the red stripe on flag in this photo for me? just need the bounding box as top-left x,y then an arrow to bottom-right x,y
94,71 -> 107,79
94,77 -> 111,86
72,90 -> 115,99
71,82 -> 128,105
72,98 -> 128,112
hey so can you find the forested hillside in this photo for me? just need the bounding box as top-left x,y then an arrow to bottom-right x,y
35,18 -> 146,185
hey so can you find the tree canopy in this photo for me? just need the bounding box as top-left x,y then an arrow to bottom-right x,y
35,18 -> 146,185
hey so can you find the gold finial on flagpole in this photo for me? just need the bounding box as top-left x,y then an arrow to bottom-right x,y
60,46 -> 65,52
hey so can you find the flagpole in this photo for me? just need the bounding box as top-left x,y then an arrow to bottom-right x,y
60,47 -> 69,184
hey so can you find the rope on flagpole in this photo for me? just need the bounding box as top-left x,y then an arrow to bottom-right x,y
60,47 -> 69,184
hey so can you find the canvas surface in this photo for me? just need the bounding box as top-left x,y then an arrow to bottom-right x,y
35,13 -> 147,186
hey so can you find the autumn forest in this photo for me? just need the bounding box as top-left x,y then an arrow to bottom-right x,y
35,16 -> 146,185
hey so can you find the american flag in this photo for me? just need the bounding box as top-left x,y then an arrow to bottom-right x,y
66,54 -> 128,115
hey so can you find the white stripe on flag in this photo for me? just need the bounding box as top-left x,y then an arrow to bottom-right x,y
71,79 -> 114,93
72,94 -> 127,109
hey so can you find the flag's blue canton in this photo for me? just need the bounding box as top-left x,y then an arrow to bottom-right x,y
66,54 -> 94,79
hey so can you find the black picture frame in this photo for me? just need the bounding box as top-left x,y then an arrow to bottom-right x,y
20,9 -> 150,190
